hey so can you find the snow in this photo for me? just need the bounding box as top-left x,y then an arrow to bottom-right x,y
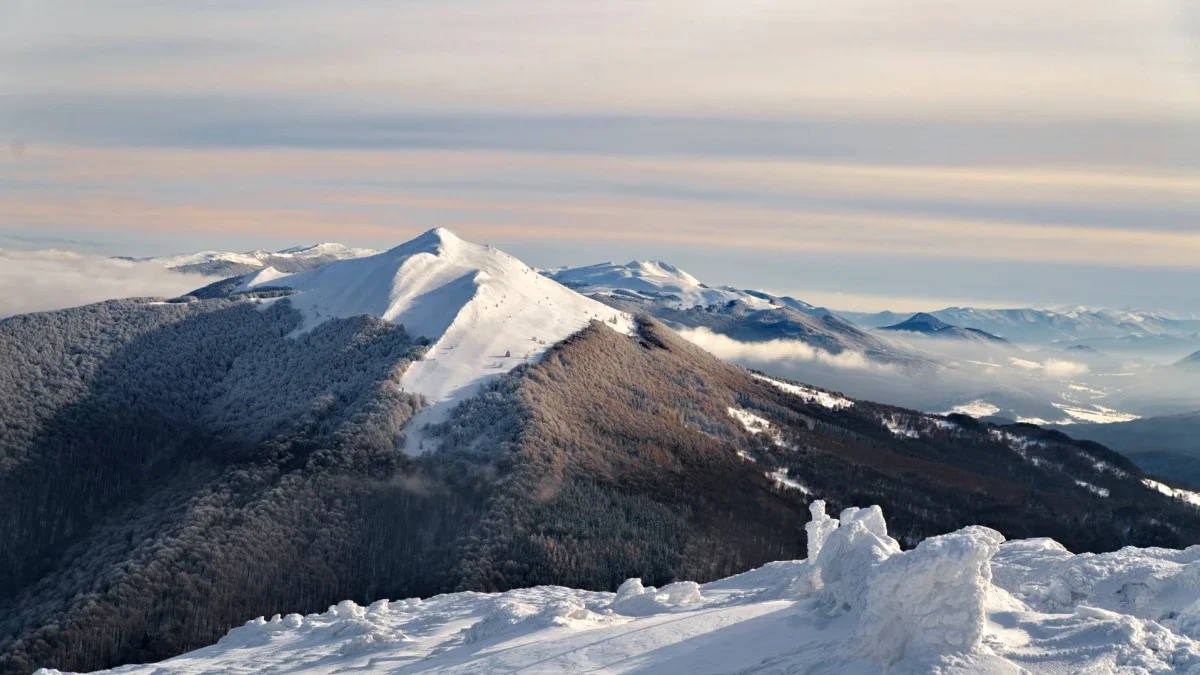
750,373 -> 854,410
141,242 -> 379,269
235,266 -> 290,289
1144,478 -> 1200,508
1074,480 -> 1110,497
941,400 -> 1000,418
240,229 -> 634,453
45,503 -> 1200,675
882,415 -> 920,438
1050,402 -> 1141,424
550,260 -> 781,310
766,468 -> 810,493
726,406 -> 774,437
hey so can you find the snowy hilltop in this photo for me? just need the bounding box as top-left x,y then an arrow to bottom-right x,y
237,228 -> 634,451
41,502 -> 1200,674
125,242 -> 380,277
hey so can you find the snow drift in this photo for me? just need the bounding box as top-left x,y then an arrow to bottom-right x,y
43,502 -> 1200,674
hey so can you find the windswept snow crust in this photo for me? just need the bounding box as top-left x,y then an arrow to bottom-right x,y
49,502 -> 1200,674
239,229 -> 634,452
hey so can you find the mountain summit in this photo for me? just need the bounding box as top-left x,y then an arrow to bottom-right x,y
881,312 -> 1010,345
1177,350 -> 1200,367
239,228 -> 634,450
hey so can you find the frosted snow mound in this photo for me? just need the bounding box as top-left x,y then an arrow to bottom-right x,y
992,537 -> 1200,638
811,504 -> 901,611
859,525 -> 1004,666
45,504 -> 1200,675
241,228 -> 634,453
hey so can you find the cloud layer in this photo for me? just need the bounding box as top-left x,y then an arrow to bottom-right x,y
0,250 -> 214,317
3,0 -> 1199,312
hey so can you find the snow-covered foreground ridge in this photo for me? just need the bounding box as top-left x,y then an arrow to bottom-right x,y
47,504 -> 1200,674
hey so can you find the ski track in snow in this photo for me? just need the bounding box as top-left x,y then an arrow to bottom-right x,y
46,501 -> 1200,675
240,229 -> 634,453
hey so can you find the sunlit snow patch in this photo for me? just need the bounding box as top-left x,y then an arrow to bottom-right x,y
1144,478 -> 1200,508
751,373 -> 854,410
1050,403 -> 1139,424
882,415 -> 920,438
767,468 -> 811,493
941,400 -> 1000,418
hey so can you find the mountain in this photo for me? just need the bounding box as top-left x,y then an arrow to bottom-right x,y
550,260 -> 824,314
842,306 -> 1200,345
5,229 -> 1200,673
51,498 -> 1200,674
1063,411 -> 1200,482
879,313 -> 1010,345
548,261 -> 922,368
1176,351 -> 1200,369
121,242 -> 379,277
234,229 -> 632,450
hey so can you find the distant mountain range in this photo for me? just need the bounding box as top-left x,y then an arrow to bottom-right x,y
880,312 -> 1010,345
118,242 -> 379,276
1177,351 -> 1200,368
841,306 -> 1200,346
547,261 -> 927,368
6,230 -> 1198,673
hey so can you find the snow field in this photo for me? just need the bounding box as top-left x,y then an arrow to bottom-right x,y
50,500 -> 1200,674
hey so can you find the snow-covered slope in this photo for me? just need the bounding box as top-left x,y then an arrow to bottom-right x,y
241,228 -> 634,451
550,260 -> 820,313
50,502 -> 1200,675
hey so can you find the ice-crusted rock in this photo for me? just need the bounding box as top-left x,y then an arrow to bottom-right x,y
812,504 -> 901,611
859,525 -> 1005,666
805,499 -> 839,560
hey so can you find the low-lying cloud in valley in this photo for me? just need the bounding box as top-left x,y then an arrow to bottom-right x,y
0,250 -> 215,317
677,327 -> 888,372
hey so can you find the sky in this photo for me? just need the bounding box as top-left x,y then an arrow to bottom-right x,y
3,0 -> 1200,313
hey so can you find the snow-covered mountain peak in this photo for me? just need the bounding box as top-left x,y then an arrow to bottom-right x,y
621,259 -> 702,286
550,260 -> 788,311
383,226 -> 465,258
277,242 -> 371,258
242,229 -> 634,452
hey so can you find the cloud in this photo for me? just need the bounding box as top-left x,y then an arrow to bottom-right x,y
7,0 -> 1197,121
1041,359 -> 1091,379
0,250 -> 216,317
676,327 -> 887,372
